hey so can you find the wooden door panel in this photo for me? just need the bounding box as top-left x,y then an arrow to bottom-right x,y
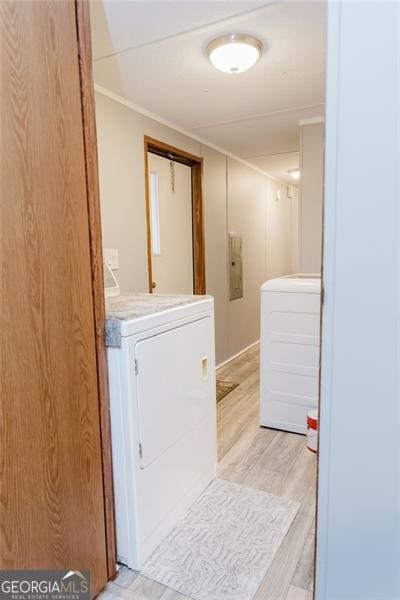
0,1 -> 108,595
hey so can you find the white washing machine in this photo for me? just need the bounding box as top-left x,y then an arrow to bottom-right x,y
259,275 -> 321,434
105,293 -> 217,570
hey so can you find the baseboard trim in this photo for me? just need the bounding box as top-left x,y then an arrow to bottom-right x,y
216,340 -> 260,370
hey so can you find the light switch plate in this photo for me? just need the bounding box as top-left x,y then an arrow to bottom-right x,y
104,248 -> 119,270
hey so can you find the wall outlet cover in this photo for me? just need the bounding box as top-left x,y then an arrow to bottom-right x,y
104,248 -> 119,270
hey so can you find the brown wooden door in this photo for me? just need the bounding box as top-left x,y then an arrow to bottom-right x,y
0,1 -> 109,594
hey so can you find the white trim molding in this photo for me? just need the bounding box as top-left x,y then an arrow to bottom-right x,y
298,116 -> 325,127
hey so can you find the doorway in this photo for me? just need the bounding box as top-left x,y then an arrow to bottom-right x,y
144,136 -> 206,295
91,3 -> 324,599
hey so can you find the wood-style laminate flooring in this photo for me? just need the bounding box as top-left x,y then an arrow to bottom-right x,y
100,344 -> 317,600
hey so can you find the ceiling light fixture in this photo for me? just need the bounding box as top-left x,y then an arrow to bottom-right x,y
207,34 -> 263,74
288,168 -> 301,181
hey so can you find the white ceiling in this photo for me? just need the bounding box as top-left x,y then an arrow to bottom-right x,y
91,1 -> 268,60
250,152 -> 300,185
90,0 -> 325,175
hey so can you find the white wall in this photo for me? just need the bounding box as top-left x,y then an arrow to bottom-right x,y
316,2 -> 400,599
267,181 -> 298,280
202,145 -> 229,363
290,187 -> 300,271
96,96 -> 148,293
227,159 -> 268,356
95,91 -> 298,364
299,121 -> 324,273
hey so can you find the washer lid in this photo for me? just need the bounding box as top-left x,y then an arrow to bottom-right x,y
105,294 -> 214,347
261,274 -> 321,293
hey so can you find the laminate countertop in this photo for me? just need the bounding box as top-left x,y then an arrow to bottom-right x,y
105,293 -> 212,347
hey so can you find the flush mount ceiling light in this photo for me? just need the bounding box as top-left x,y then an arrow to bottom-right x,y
207,34 -> 263,74
288,168 -> 301,181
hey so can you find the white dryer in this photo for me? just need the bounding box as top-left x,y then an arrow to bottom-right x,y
259,275 -> 321,434
105,293 -> 217,570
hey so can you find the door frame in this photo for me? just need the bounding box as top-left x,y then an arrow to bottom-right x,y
75,0 -> 116,581
144,136 -> 206,295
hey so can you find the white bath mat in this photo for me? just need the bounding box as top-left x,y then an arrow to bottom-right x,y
141,479 -> 300,600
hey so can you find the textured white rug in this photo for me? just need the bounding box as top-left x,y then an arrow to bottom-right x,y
141,479 -> 300,600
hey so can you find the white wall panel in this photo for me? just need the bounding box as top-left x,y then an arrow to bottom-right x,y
227,158 -> 267,357
201,145 -> 229,364
299,121 -> 324,273
316,2 -> 400,598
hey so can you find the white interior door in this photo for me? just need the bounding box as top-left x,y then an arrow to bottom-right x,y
148,153 -> 193,294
